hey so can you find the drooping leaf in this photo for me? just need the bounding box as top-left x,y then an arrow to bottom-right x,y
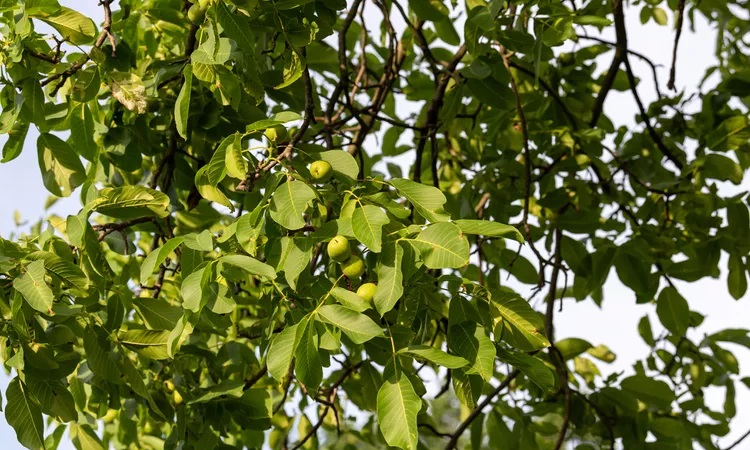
399,345 -> 469,369
389,178 -> 451,222
89,186 -> 170,219
32,6 -> 97,44
453,219 -> 523,242
492,291 -> 550,351
5,378 -> 45,450
13,260 -> 54,313
352,204 -> 389,253
377,375 -> 421,450
37,133 -> 86,197
269,180 -> 317,230
374,239 -> 405,315
317,305 -> 382,344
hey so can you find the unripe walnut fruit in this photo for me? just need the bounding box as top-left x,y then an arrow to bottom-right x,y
264,125 -> 288,142
341,255 -> 365,278
309,160 -> 333,182
187,4 -> 205,24
327,235 -> 351,262
356,283 -> 377,303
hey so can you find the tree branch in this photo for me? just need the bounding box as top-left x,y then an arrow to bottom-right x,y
589,0 -> 626,127
668,0 -> 686,90
41,0 -> 117,95
413,44 -> 467,184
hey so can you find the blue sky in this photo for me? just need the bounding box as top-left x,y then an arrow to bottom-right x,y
0,1 -> 748,449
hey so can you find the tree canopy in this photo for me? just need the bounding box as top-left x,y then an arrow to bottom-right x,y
0,0 -> 749,449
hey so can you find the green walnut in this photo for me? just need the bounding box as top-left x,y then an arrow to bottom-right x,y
309,160 -> 333,182
341,255 -> 365,278
356,282 -> 377,303
163,380 -> 175,393
327,235 -> 351,262
264,125 -> 288,142
198,0 -> 212,9
187,4 -> 205,24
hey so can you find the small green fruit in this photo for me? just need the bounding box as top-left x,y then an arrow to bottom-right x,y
309,160 -> 333,182
163,380 -> 175,393
198,0 -> 212,10
173,390 -> 184,405
187,4 -> 205,24
102,409 -> 117,424
341,255 -> 365,278
264,125 -> 288,142
356,283 -> 377,303
327,235 -> 351,262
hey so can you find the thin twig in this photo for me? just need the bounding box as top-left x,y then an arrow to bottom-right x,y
589,0 -> 626,127
668,0 -> 686,90
243,365 -> 268,391
413,45 -> 467,184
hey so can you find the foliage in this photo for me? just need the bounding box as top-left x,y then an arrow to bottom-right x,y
0,0 -> 749,449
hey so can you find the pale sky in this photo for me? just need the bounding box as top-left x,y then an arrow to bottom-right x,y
0,1 -> 748,449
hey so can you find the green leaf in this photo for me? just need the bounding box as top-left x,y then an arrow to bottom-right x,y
330,287 -> 371,312
492,291 -> 550,351
652,7 -> 668,25
32,6 -> 97,45
133,298 -> 182,330
317,305 -> 382,344
728,253 -> 747,300
275,51 -> 304,89
167,313 -> 195,358
5,378 -> 45,450
26,377 -> 76,423
560,235 -> 592,277
69,104 -> 97,161
37,133 -> 86,197
189,380 -> 245,405
278,237 -> 312,290
220,254 -> 277,279
119,329 -> 170,360
89,186 -> 170,219
377,375 -> 421,450
621,375 -> 675,409
497,348 -> 557,392
70,423 -> 105,450
452,369 -> 483,409
294,320 -> 322,391
411,222 -> 469,268
181,264 -> 211,312
140,237 -> 184,283
269,180 -> 316,230
175,65 -> 193,139
374,240 -> 405,315
389,178 -> 451,222
13,260 -> 53,313
352,205 -> 389,253
399,345 -> 469,369
83,327 -> 121,383
702,153 -> 743,184
215,1 -> 254,49
656,287 -> 689,336
409,0 -> 449,21
27,251 -> 88,291
449,322 -> 495,380
705,115 -> 750,151
267,323 -> 300,382
195,165 -> 234,210
453,219 -> 523,242
225,134 -> 248,179
466,77 -> 513,109
556,338 -> 593,360
117,344 -> 167,420
206,135 -> 232,186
